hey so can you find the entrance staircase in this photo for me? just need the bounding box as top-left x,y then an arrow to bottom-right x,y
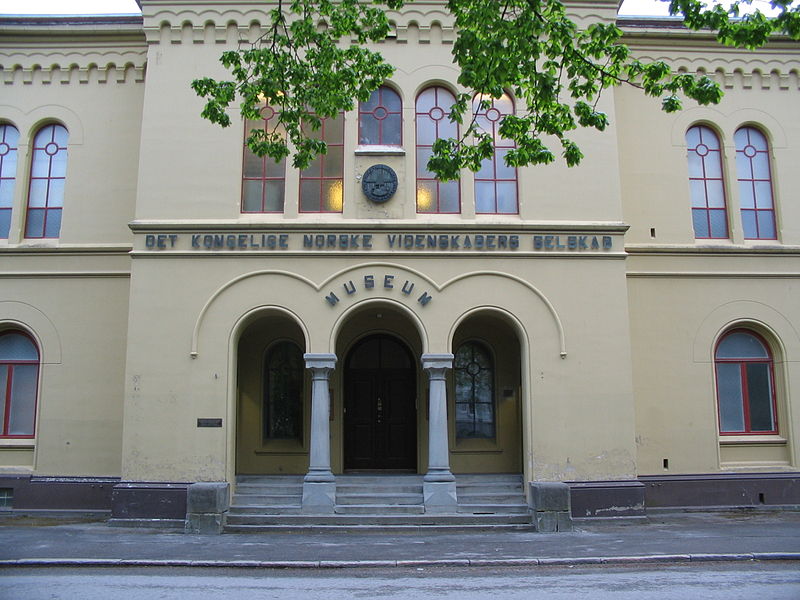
224,473 -> 532,532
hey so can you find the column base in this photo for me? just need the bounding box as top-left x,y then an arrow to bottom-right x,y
301,480 -> 336,514
423,479 -> 457,513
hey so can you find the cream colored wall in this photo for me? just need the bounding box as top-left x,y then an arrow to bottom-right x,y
0,21 -> 145,475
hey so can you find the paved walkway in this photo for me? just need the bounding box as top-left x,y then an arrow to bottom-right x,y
1,510 -> 799,569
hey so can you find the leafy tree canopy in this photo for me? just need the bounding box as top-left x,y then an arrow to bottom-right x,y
191,0 -> 799,180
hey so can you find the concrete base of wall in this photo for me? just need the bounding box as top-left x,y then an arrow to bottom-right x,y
0,475 -> 119,512
639,473 -> 800,509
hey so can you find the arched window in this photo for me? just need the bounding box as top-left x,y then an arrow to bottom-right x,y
473,93 -> 517,214
686,125 -> 728,239
0,331 -> 40,438
299,112 -> 344,212
415,86 -> 460,213
454,341 -> 495,439
715,330 -> 777,435
26,123 -> 68,239
242,105 -> 286,213
735,126 -> 776,240
359,85 -> 402,146
0,124 -> 20,239
263,341 -> 303,441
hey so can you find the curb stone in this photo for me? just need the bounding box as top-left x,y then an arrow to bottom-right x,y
1,553 -> 799,569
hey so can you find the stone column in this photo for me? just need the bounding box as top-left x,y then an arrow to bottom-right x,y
421,353 -> 457,512
302,353 -> 337,513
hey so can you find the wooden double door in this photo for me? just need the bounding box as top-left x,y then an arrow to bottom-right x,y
344,335 -> 417,470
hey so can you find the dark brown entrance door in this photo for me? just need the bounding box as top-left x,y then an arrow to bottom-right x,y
344,335 -> 417,470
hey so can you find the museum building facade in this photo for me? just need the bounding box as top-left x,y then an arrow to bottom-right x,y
1,0 -> 799,527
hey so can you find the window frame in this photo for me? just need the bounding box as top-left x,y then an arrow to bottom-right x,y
358,85 -> 403,147
0,123 -> 20,239
415,86 -> 461,214
0,330 -> 40,439
241,105 -> 287,214
714,329 -> 779,436
473,93 -> 518,215
686,124 -> 729,240
734,125 -> 777,241
454,340 -> 496,440
25,123 -> 68,239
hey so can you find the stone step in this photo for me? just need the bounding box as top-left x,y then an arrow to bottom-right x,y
334,504 -> 425,515
224,523 -> 534,533
457,503 -> 530,514
231,493 -> 302,502
457,493 -> 527,504
335,493 -> 423,506
228,505 -> 303,515
224,513 -> 532,526
234,485 -> 304,495
335,485 -> 423,495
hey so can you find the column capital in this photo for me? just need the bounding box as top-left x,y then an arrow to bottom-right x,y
421,353 -> 454,372
304,353 -> 337,372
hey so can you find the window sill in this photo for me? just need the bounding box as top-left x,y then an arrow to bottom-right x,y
0,439 -> 35,448
354,145 -> 405,156
719,435 -> 786,445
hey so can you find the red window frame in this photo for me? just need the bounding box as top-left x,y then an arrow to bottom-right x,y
415,86 -> 460,214
299,113 -> 344,213
241,105 -> 286,213
714,329 -> 778,436
25,123 -> 68,239
735,126 -> 777,240
0,123 -> 20,239
473,93 -> 518,214
358,85 -> 402,146
0,330 -> 40,439
686,125 -> 728,239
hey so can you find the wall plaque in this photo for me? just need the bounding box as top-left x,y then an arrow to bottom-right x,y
361,164 -> 398,203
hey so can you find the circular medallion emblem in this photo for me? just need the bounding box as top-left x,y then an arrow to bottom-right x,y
361,164 -> 398,204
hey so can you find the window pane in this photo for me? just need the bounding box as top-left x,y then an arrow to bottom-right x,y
25,208 -> 44,238
361,90 -> 379,112
476,158 -> 493,180
0,180 -> 13,208
323,147 -> 343,178
49,149 -> 68,178
0,209 -> 10,239
439,181 -> 460,213
304,156 -> 322,178
52,124 -> 68,146
687,149 -> 703,178
9,364 -> 37,436
242,180 -> 263,212
741,210 -> 757,239
43,209 -> 61,238
475,182 -> 495,213
243,150 -> 263,178
689,180 -> 707,208
495,182 -> 517,214
0,367 -> 6,428
416,180 -> 436,213
706,180 -> 725,208
263,181 -> 284,212
28,179 -> 48,208
326,114 -> 344,144
735,150 -> 752,180
704,151 -> 722,179
299,180 -> 321,212
383,114 -> 401,145
416,88 -> 435,113
717,363 -> 745,432
757,211 -> 776,239
716,332 -> 768,359
321,180 -> 343,212
495,148 -> 515,180
264,342 -> 303,440
48,179 -> 65,208
754,181 -> 773,209
416,147 -> 433,178
382,87 -> 401,111
752,153 -> 771,180
265,156 -> 285,180
746,363 -> 774,432
416,115 -> 436,146
0,333 -> 38,360
709,209 -> 728,238
30,149 -> 50,178
692,209 -> 710,238
360,116 -> 379,145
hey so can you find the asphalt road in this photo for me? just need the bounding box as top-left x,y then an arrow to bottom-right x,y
2,563 -> 799,600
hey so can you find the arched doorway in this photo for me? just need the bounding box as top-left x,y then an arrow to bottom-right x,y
344,334 -> 417,470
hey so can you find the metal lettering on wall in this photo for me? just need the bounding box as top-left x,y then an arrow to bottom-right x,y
142,233 -> 615,253
323,273 -> 433,308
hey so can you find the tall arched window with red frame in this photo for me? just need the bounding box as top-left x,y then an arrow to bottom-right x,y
26,123 -> 68,239
735,126 -> 777,240
299,112 -> 344,213
359,85 -> 402,146
0,123 -> 20,239
0,330 -> 40,438
242,105 -> 286,213
473,93 -> 517,214
415,86 -> 460,213
715,330 -> 778,435
686,125 -> 728,239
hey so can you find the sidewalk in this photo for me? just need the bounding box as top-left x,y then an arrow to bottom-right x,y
1,510 -> 799,569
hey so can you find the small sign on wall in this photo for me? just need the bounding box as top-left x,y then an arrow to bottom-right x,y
197,418 -> 223,428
